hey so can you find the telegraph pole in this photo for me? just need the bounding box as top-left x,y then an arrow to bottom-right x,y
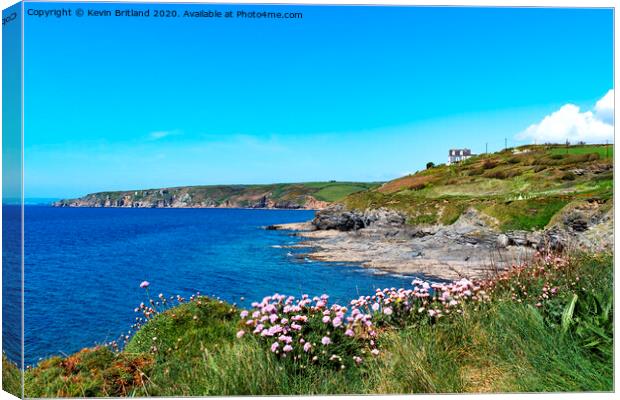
485,142 -> 488,155
504,138 -> 507,151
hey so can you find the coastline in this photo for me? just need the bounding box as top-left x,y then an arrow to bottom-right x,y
268,202 -> 613,281
270,221 -> 533,281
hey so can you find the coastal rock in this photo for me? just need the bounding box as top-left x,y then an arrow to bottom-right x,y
312,205 -> 406,232
312,205 -> 366,231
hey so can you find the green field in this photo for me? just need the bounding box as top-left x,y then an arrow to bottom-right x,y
548,144 -> 613,159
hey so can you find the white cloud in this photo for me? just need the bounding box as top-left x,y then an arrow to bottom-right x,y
594,89 -> 614,124
148,130 -> 181,140
516,90 -> 614,144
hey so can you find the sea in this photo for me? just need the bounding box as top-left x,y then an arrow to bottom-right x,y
5,206 -> 418,366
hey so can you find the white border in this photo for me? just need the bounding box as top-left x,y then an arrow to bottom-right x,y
0,1 -> 617,400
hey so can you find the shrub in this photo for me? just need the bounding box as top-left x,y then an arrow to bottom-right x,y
238,294 -> 378,369
482,159 -> 498,169
426,162 -> 435,169
561,172 -> 576,181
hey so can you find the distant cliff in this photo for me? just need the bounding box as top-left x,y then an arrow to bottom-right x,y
52,182 -> 380,210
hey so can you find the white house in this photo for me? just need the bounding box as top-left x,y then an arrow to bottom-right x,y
448,148 -> 473,165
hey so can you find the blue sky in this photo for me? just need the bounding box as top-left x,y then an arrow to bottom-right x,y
23,4 -> 613,198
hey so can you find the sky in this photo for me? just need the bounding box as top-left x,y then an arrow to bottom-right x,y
22,3 -> 614,198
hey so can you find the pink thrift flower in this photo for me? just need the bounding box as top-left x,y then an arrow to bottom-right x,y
322,316 -> 331,324
371,349 -> 380,356
321,336 -> 331,345
236,330 -> 245,338
140,281 -> 150,289
371,303 -> 380,312
271,342 -> 279,352
332,317 -> 342,327
303,342 -> 312,352
240,310 -> 249,318
383,307 -> 393,316
345,329 -> 355,337
283,344 -> 293,352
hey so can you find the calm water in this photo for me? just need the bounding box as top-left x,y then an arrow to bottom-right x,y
18,206 -> 414,366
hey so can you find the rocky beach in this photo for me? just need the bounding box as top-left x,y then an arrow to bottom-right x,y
270,202 -> 613,280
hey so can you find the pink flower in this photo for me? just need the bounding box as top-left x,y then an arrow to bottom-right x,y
283,344 -> 293,353
332,317 -> 342,327
303,342 -> 312,352
371,349 -> 380,356
322,316 -> 331,324
353,356 -> 363,364
321,336 -> 331,345
271,342 -> 279,352
240,310 -> 249,318
140,281 -> 150,289
371,303 -> 380,312
383,307 -> 393,316
236,330 -> 245,338
345,329 -> 355,337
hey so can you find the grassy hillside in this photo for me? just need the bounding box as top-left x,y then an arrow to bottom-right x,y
343,144 -> 613,231
18,251 -> 612,396
54,182 -> 381,209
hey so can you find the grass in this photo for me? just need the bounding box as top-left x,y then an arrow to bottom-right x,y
21,252 -> 613,396
3,353 -> 21,397
480,196 -> 569,231
548,144 -> 613,159
342,144 -> 613,231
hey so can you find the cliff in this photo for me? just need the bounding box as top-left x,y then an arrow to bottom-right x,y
52,182 -> 380,210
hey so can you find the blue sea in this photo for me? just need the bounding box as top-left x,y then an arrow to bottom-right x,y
10,206 -> 416,366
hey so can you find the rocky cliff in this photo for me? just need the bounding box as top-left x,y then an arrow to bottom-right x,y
53,182 -> 379,210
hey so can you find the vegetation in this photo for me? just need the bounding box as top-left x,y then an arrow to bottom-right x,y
55,182 -> 381,209
3,353 -> 21,397
343,144 -> 613,231
20,251 -> 612,396
548,144 -> 613,159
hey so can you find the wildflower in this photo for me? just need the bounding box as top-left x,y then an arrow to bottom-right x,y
371,349 -> 380,356
332,317 -> 342,327
236,330 -> 245,338
345,329 -> 355,337
383,307 -> 393,316
140,281 -> 150,289
353,356 -> 362,364
321,336 -> 331,345
271,342 -> 279,352
303,342 -> 312,352
322,316 -> 331,324
240,310 -> 249,318
371,303 -> 380,312
283,344 -> 293,353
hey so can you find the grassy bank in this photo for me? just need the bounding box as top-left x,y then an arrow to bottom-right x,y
343,144 -> 613,231
17,251 -> 612,397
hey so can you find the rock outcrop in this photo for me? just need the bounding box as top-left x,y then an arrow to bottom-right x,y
283,202 -> 613,280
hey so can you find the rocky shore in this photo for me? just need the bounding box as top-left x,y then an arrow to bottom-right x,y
270,203 -> 613,280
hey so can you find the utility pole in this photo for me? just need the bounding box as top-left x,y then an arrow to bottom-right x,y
485,142 -> 488,155
504,138 -> 507,151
